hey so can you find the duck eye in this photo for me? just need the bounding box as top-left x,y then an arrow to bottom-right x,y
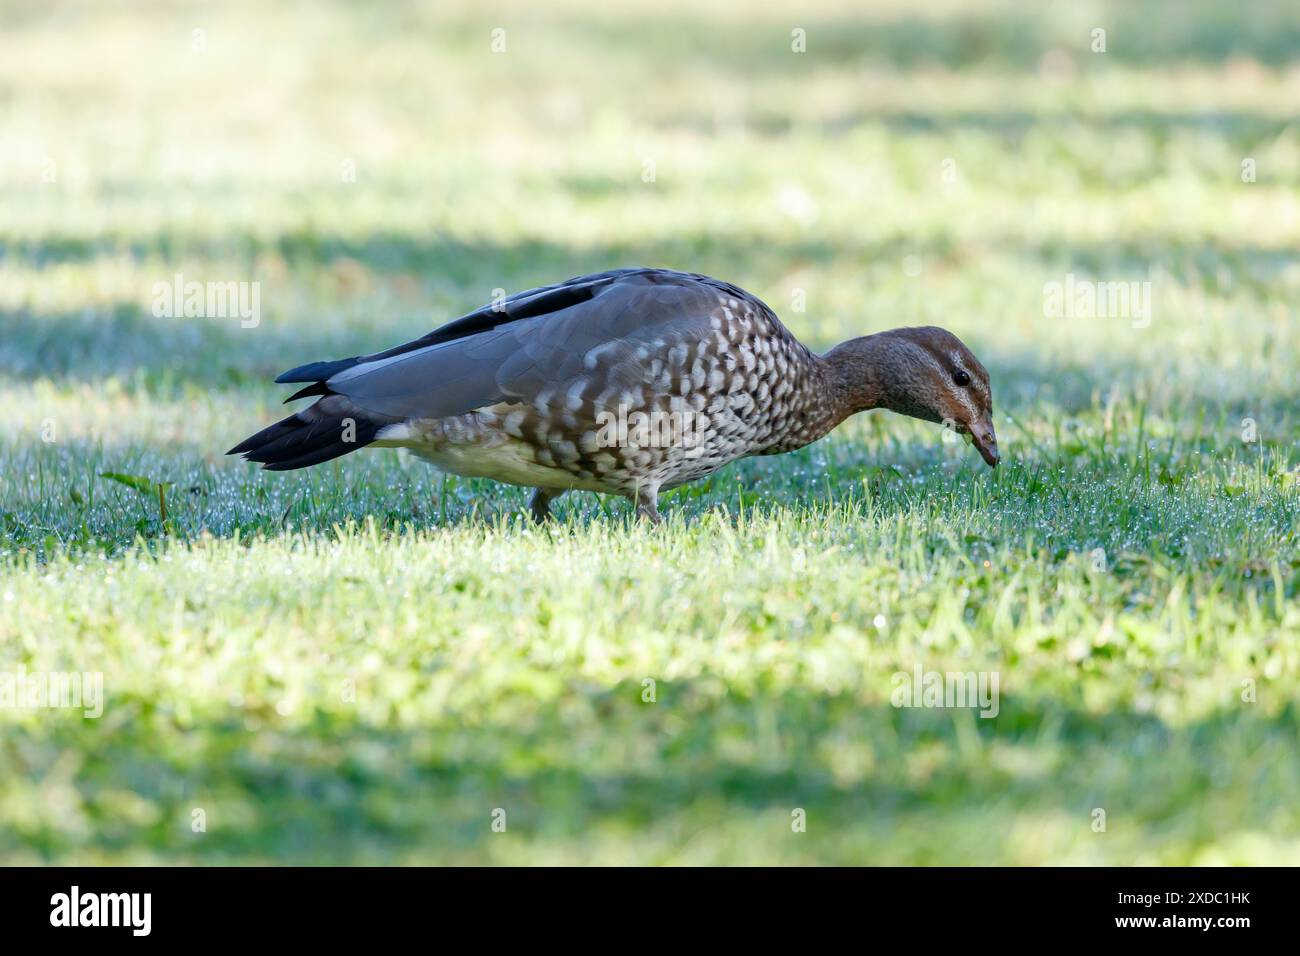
953,369 -> 971,387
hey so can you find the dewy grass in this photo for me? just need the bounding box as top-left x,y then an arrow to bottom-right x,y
1,0 -> 1298,864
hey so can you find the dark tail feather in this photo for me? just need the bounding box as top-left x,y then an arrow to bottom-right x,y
227,396 -> 382,471
283,380 -> 331,403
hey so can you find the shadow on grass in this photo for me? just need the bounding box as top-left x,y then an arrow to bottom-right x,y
4,412 -> 1297,575
467,3 -> 1300,72
3,228 -> 1295,390
3,684 -> 1296,863
704,109 -> 1300,146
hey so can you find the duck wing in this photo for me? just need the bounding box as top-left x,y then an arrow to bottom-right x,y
321,268 -> 741,420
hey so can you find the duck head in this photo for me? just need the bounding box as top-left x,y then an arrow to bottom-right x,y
824,325 -> 999,467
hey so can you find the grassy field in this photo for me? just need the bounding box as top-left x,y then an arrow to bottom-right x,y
2,0 -> 1299,864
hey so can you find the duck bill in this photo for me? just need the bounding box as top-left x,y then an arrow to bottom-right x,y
969,424 -> 1000,467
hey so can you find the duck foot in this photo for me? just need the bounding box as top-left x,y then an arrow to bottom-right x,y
529,488 -> 565,522
634,485 -> 662,525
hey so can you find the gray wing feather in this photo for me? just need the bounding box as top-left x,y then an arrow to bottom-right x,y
326,275 -> 724,420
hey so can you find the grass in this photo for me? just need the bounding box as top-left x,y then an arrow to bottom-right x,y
1,0 -> 1298,864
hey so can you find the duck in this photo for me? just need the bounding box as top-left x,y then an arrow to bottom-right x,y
229,268 -> 998,522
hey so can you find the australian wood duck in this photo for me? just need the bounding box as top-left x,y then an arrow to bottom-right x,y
230,268 -> 998,521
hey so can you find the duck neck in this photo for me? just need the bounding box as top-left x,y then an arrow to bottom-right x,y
765,337 -> 888,453
819,334 -> 892,420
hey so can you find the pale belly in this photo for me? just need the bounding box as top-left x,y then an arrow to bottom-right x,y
401,437 -> 614,493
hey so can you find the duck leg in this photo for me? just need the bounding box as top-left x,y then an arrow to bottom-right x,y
529,488 -> 565,522
634,484 -> 662,525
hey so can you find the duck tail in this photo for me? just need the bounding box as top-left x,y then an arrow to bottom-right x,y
227,394 -> 382,471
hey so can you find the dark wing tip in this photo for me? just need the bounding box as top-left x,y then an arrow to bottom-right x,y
274,357 -> 361,384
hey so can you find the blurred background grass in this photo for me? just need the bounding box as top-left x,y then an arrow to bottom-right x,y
1,0 -> 1298,864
